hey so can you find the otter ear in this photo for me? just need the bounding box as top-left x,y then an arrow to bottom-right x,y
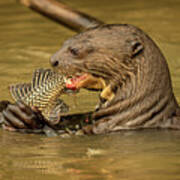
131,41 -> 144,58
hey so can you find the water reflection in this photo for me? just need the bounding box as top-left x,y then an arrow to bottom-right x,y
0,130 -> 180,180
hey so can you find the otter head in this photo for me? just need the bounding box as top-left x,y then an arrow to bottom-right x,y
50,24 -> 179,133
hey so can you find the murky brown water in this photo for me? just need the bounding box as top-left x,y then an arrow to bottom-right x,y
0,0 -> 180,179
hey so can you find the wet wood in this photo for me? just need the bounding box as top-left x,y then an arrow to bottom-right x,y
18,0 -> 104,32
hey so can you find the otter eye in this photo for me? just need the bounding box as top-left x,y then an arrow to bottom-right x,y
69,47 -> 79,56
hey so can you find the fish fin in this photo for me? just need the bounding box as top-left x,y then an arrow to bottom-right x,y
9,68 -> 66,114
43,99 -> 69,125
42,69 -> 52,85
56,99 -> 69,113
9,84 -> 20,102
32,68 -> 54,89
32,69 -> 42,89
9,83 -> 31,102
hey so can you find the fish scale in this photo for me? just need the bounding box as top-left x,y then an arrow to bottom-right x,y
9,68 -> 69,125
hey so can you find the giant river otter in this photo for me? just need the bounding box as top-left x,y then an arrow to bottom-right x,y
1,1 -> 180,134
50,24 -> 180,134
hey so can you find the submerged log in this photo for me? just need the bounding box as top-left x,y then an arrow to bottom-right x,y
18,0 -> 104,32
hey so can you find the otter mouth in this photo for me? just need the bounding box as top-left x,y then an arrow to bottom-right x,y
65,73 -> 106,91
65,72 -> 115,102
55,64 -> 115,102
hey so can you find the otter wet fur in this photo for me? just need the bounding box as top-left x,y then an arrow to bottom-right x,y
9,68 -> 69,126
50,24 -> 180,134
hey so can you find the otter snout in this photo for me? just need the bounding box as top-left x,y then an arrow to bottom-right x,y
50,54 -> 59,67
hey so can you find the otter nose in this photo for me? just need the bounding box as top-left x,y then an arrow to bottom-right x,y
50,56 -> 59,67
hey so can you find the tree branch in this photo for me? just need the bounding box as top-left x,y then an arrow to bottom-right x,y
18,0 -> 104,32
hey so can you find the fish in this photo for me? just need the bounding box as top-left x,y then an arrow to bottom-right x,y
9,68 -> 69,125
